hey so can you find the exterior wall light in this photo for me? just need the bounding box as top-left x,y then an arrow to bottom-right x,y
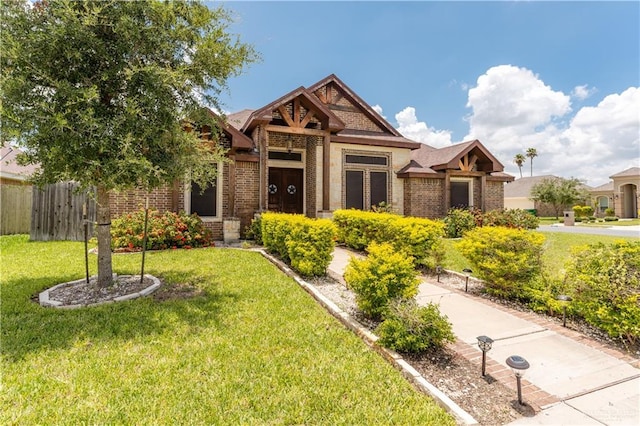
462,268 -> 473,292
556,294 -> 573,327
476,335 -> 494,377
506,355 -> 530,405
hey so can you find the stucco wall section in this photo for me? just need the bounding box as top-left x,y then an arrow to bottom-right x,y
504,197 -> 535,210
328,143 -> 411,213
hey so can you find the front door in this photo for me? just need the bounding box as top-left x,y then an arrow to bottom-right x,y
268,168 -> 303,214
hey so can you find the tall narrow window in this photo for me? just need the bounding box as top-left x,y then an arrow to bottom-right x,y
370,171 -> 388,207
346,170 -> 364,210
191,179 -> 217,217
450,181 -> 470,208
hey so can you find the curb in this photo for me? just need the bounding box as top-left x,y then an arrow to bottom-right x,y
257,249 -> 478,426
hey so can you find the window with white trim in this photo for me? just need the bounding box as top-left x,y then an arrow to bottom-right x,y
186,165 -> 222,220
450,178 -> 474,208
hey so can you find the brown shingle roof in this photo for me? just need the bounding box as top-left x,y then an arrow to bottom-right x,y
398,140 -> 509,178
610,167 -> 640,178
504,176 -> 559,198
226,109 -> 254,130
0,143 -> 38,181
590,181 -> 614,192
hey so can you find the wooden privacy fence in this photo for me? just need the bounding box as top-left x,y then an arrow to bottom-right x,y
1,184 -> 32,235
31,182 -> 96,241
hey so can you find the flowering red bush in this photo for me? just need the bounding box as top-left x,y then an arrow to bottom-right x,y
111,209 -> 213,251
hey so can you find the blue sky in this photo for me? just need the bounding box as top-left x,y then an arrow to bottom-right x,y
216,1 -> 639,186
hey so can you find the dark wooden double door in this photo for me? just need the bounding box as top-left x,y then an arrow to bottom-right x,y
268,168 -> 303,214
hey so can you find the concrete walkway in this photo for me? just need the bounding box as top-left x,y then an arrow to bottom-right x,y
328,246 -> 640,426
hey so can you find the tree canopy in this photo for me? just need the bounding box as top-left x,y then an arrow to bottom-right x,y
530,177 -> 589,219
2,0 -> 256,191
1,0 -> 257,286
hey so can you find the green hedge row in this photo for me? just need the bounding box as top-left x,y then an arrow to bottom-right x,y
332,209 -> 445,270
261,212 -> 336,277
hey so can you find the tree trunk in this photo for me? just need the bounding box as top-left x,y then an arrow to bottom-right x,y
96,185 -> 113,288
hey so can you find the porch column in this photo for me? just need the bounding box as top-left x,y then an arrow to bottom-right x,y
260,128 -> 269,211
322,134 -> 330,211
444,170 -> 451,212
480,175 -> 486,212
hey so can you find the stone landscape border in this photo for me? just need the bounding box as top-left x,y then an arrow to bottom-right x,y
39,274 -> 161,309
257,249 -> 478,426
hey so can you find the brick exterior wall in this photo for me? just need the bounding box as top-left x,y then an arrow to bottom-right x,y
109,186 -> 176,218
485,180 -> 506,211
327,87 -> 385,133
305,136 -> 320,217
234,160 -> 260,235
403,177 -> 446,218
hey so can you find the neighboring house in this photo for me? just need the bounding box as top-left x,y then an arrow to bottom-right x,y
589,167 -> 639,218
1,143 -> 37,234
0,143 -> 37,185
110,74 -> 513,239
503,175 -> 592,217
590,181 -> 614,216
504,176 -> 558,216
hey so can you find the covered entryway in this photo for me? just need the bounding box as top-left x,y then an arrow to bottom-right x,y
621,184 -> 638,218
268,168 -> 303,213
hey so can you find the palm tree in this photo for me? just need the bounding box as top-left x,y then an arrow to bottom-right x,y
526,148 -> 538,177
514,153 -> 526,178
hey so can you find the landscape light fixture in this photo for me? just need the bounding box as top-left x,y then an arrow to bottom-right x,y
556,294 -> 573,327
476,335 -> 494,377
436,266 -> 443,283
506,355 -> 530,405
462,268 -> 473,292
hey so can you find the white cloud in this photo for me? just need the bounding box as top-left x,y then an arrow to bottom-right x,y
571,84 -> 597,101
395,107 -> 453,148
371,104 -> 386,119
465,65 -> 571,145
554,87 -> 640,184
461,65 -> 640,185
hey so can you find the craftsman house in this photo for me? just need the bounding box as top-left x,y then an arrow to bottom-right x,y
109,74 -> 512,239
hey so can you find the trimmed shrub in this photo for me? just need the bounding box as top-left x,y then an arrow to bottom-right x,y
111,209 -> 213,251
456,227 -> 545,298
482,209 -> 539,230
261,212 -> 336,276
333,209 -> 445,270
344,242 -> 420,320
443,208 -> 476,238
604,216 -> 619,222
261,212 -> 297,261
604,208 -> 615,216
564,241 -> 640,343
287,218 -> 336,276
573,205 -> 595,218
332,209 -> 396,250
245,215 -> 263,245
376,299 -> 455,353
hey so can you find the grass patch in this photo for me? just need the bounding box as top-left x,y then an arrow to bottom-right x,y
442,231 -> 638,279
579,218 -> 640,227
538,216 -> 562,225
1,235 -> 453,425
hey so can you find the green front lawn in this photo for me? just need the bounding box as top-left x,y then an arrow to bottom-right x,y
1,235 -> 453,425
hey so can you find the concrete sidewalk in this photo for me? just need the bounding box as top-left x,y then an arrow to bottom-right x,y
329,246 -> 640,426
